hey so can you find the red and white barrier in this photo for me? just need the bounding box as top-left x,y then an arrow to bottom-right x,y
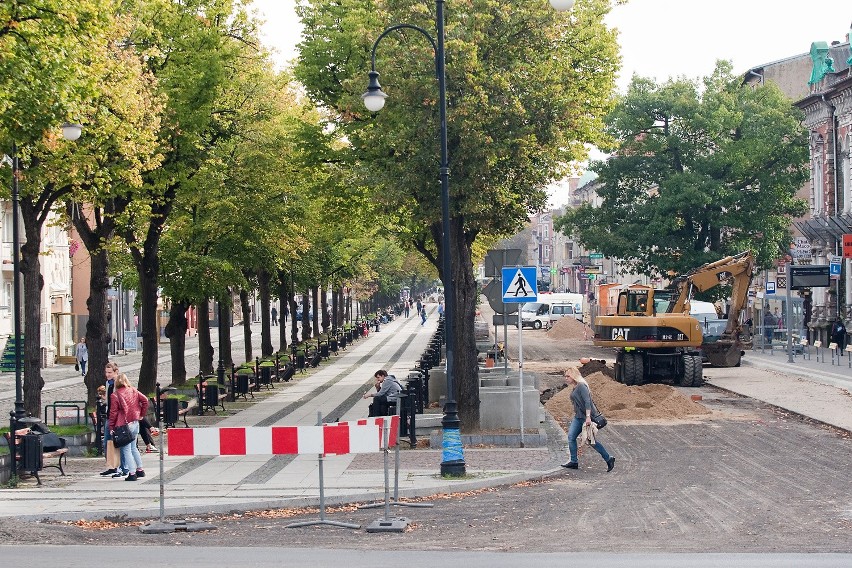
167,415 -> 400,457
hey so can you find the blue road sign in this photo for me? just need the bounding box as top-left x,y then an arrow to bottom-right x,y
830,261 -> 841,276
766,281 -> 776,295
502,266 -> 538,303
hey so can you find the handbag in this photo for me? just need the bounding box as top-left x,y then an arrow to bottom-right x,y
592,412 -> 607,429
75,362 -> 79,372
111,423 -> 134,448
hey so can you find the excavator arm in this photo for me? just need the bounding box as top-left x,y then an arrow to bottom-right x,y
669,251 -> 755,325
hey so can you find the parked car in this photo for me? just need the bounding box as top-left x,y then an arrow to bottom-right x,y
548,302 -> 582,326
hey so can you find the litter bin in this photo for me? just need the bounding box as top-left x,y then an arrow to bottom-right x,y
162,397 -> 179,427
19,432 -> 43,473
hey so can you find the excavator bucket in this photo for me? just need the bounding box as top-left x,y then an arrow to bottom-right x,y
702,337 -> 750,367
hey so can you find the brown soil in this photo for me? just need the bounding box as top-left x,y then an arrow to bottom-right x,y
545,316 -> 592,341
545,368 -> 712,426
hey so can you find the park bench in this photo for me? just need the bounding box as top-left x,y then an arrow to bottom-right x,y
196,382 -> 227,415
3,429 -> 68,485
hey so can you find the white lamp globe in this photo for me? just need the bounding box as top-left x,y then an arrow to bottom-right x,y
362,91 -> 387,112
549,0 -> 574,12
61,122 -> 83,141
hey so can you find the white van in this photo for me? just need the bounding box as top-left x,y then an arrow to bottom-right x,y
520,302 -> 550,329
548,302 -> 582,325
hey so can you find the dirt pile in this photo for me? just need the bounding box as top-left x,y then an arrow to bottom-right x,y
546,317 -> 591,341
545,369 -> 711,425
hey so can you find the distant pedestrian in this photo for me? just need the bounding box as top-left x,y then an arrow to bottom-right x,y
75,337 -> 88,376
420,307 -> 427,325
416,298 -> 422,315
560,367 -> 614,472
763,310 -> 775,344
404,302 -> 410,318
271,306 -> 278,326
831,318 -> 847,353
438,302 -> 444,317
282,304 -> 289,324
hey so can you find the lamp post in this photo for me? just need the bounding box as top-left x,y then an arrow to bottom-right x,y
363,0 -> 574,476
8,122 -> 82,478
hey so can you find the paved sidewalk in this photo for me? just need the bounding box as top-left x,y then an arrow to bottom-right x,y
2,318 -> 852,522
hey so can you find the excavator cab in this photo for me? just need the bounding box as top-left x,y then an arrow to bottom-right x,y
618,287 -> 653,316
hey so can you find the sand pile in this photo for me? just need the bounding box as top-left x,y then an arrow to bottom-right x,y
546,317 -> 591,341
545,369 -> 711,425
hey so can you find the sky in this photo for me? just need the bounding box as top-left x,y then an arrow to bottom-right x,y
252,0 -> 851,88
251,0 -> 851,205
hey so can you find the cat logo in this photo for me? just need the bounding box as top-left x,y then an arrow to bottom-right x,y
611,327 -> 631,340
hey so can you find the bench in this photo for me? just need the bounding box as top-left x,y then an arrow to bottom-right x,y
3,430 -> 68,485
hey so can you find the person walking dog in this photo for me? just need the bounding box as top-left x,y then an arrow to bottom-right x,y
561,367 -> 615,472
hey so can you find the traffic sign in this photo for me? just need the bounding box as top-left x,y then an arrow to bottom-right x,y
589,253 -> 603,259
502,267 -> 538,303
585,265 -> 602,274
830,260 -> 841,278
766,281 -> 776,295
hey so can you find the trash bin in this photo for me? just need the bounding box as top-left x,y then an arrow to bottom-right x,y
163,398 -> 179,426
19,432 -> 43,473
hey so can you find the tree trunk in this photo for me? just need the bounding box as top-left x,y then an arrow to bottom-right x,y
452,218 -> 480,432
301,289 -> 312,341
197,298 -> 213,374
81,248 -> 111,410
19,206 -> 45,417
218,298 -> 233,368
259,269 -> 273,356
277,275 -> 288,353
331,287 -> 338,330
240,289 -> 252,363
165,300 -> 188,385
135,255 -> 160,395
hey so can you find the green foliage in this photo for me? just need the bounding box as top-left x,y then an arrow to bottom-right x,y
556,61 -> 809,278
295,0 -> 620,262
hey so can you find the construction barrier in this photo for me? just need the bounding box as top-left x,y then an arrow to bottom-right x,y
167,415 -> 400,457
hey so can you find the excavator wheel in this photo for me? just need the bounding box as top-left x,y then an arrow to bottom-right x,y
623,352 -> 644,386
682,354 -> 704,387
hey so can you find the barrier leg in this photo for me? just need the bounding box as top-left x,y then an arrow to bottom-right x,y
287,411 -> 360,530
366,420 -> 411,532
360,404 -> 433,512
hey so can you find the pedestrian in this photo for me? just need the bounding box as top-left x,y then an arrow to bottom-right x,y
404,301 -> 410,318
99,361 -> 122,476
420,306 -> 428,325
362,369 -> 402,417
763,310 -> 775,345
94,385 -> 108,455
75,337 -> 88,376
139,416 -> 158,453
560,367 -> 615,472
271,306 -> 278,326
438,301 -> 444,317
416,298 -> 422,315
109,373 -> 149,481
831,318 -> 847,353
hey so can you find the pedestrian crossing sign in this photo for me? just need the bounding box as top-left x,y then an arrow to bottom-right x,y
501,266 -> 538,303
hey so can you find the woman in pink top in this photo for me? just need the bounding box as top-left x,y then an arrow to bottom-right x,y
109,374 -> 149,481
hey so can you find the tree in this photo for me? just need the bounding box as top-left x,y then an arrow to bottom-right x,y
296,0 -> 619,429
556,62 -> 809,280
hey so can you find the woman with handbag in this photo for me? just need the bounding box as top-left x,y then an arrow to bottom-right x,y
99,362 -> 122,477
561,367 -> 615,472
109,373 -> 149,481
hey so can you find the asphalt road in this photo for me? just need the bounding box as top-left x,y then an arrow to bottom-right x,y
0,546 -> 848,568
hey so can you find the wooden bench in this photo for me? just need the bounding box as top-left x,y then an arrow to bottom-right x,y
172,398 -> 197,427
3,430 -> 68,485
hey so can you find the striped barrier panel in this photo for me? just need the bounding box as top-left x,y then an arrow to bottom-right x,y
167,415 -> 400,457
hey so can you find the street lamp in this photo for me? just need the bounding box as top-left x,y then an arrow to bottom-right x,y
363,1 -> 573,476
10,122 -> 82,421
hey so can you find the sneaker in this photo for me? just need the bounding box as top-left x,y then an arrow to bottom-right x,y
125,473 -> 137,481
112,471 -> 127,478
100,468 -> 117,476
607,457 -> 616,472
561,462 -> 578,469
135,470 -> 145,478
146,445 -> 158,453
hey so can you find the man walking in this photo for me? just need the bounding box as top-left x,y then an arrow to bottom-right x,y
271,306 -> 278,326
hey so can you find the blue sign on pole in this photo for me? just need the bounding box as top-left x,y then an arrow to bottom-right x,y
830,261 -> 841,276
766,281 -> 776,295
501,266 -> 538,303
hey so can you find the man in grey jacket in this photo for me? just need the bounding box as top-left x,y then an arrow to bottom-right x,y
363,369 -> 402,417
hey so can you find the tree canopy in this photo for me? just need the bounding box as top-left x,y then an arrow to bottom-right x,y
556,61 -> 809,278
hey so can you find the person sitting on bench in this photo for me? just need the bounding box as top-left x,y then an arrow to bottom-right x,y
363,369 -> 402,417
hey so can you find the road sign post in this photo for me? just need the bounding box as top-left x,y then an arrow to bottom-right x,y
501,267 -> 537,448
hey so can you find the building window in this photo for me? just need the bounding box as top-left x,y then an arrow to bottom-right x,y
812,136 -> 824,215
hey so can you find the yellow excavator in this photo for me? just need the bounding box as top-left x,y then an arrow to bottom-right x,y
593,251 -> 755,387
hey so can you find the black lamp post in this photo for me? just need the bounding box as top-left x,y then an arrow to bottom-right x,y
363,0 -> 574,476
8,122 -> 82,478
